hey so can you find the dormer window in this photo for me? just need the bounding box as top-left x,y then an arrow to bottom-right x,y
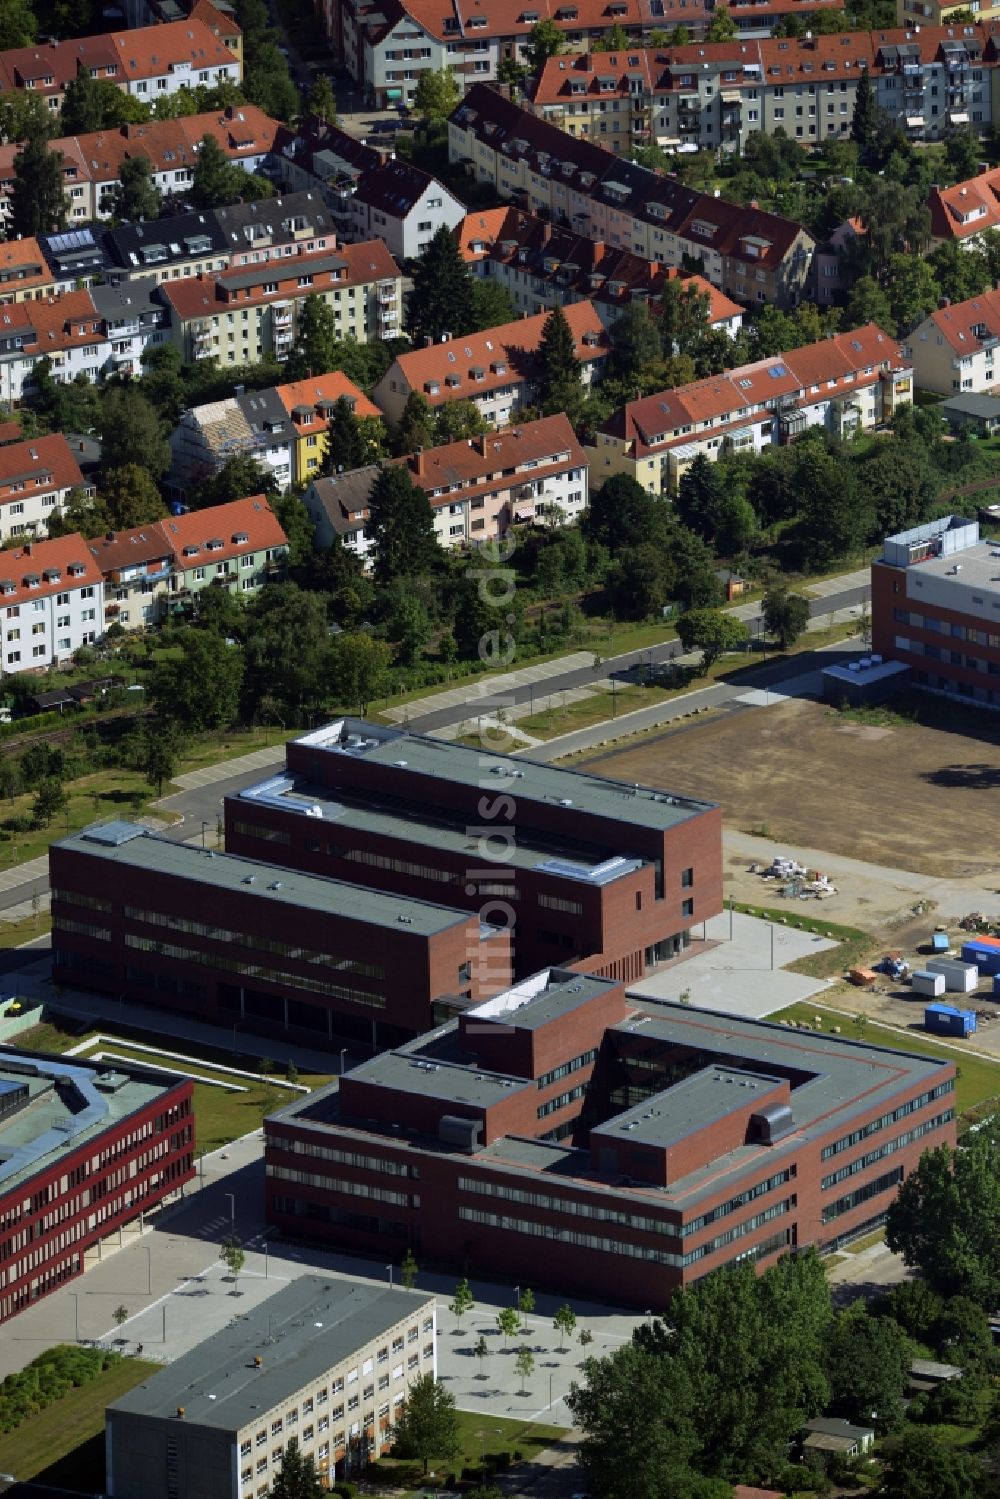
232,531 -> 249,544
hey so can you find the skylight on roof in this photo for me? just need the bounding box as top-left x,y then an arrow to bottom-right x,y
769,363 -> 788,377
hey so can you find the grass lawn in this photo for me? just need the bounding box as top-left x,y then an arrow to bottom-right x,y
0,911 -> 52,949
729,903 -> 874,979
771,1001 -> 1000,1116
368,1410 -> 565,1490
0,1356 -> 159,1488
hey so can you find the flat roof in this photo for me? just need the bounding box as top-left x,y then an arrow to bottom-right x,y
292,720 -> 715,833
238,777 -> 647,881
0,1050 -> 174,1196
468,968 -> 617,1030
56,825 -> 476,937
348,1049 -> 528,1109
590,1065 -> 782,1150
107,1278 -> 434,1432
821,660 -> 910,686
912,538 -> 1000,595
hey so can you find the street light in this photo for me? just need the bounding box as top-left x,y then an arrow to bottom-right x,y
338,1048 -> 347,1076
142,1244 -> 151,1296
201,820 -> 208,848
387,1263 -> 393,1290
69,1290 -> 80,1343
225,1192 -> 235,1224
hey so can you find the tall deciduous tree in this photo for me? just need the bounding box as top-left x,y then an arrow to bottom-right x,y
100,466 -> 168,530
584,474 -> 663,551
152,629 -> 244,731
608,302 -> 661,388
11,132 -> 67,238
525,18 -> 564,71
406,225 -> 476,345
762,587 -> 810,649
106,155 -> 161,223
394,391 -> 435,455
851,67 -> 878,151
676,608 -> 749,667
190,134 -> 240,208
825,1306 -> 909,1431
470,279 -> 515,332
61,70 -> 146,135
99,389 -> 170,479
322,397 -> 384,474
390,1374 -> 460,1474
0,0 -> 36,48
329,632 -> 392,714
705,5 -> 736,40
190,454 -> 278,511
537,305 -> 583,418
285,295 -> 339,381
243,584 -> 333,719
880,1429 -> 979,1499
660,278 -> 712,360
413,67 -> 461,122
367,464 -> 438,584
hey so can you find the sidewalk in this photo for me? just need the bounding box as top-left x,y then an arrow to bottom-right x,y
382,652 -> 597,725
170,744 -> 286,792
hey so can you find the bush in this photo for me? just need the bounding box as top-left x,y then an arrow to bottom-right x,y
0,1345 -> 119,1434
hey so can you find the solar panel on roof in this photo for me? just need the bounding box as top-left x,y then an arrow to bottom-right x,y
46,228 -> 96,253
769,363 -> 788,377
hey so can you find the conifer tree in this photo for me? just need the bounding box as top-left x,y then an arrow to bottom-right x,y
536,306 -> 583,418
406,225 -> 476,345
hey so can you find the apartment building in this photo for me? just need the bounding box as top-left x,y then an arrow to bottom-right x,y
457,204 -> 744,333
590,322 -> 913,492
226,718 -> 723,984
0,18 -> 240,115
0,107 -> 280,232
450,85 -> 814,307
265,972 -> 956,1306
371,300 -> 610,428
168,372 -> 379,495
525,23 -> 994,155
872,514 -> 1000,707
302,413 -> 588,562
160,238 -> 402,365
929,163 -> 1000,244
0,1046 -> 193,1327
904,288 -> 1000,395
85,496 -> 287,632
51,823 -> 511,1049
899,0 -> 1000,33
327,0 -> 845,109
0,240 -> 56,305
107,1279 -> 437,1498
0,434 -> 91,543
0,534 -> 103,674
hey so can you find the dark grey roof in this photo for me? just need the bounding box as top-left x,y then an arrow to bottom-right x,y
304,469 -> 378,538
107,1278 -> 435,1431
103,209 -> 229,273
222,250 -> 345,293
38,224 -> 112,278
89,277 -> 164,326
236,385 -> 292,436
213,190 -> 335,246
941,392 -> 1000,420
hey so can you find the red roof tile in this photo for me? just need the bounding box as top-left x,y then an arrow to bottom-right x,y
158,495 -> 288,570
0,433 -> 85,503
0,532 -> 101,606
276,372 -> 381,434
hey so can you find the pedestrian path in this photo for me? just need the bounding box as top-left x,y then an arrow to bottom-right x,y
803,566 -> 871,599
0,854 -> 47,895
382,651 -> 596,723
170,744 -> 286,791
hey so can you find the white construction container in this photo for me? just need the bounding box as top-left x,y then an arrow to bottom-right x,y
926,958 -> 979,994
912,970 -> 946,998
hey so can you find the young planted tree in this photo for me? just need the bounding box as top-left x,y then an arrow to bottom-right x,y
518,1287 -> 535,1330
578,1327 -> 593,1351
496,1307 -> 519,1349
222,1235 -> 246,1292
143,720 -> 182,796
474,1335 -> 489,1379
113,1304 -> 130,1333
450,1278 -> 474,1329
553,1304 -> 577,1352
514,1346 -> 535,1395
32,779 -> 67,828
401,1249 -> 419,1290
390,1374 -> 460,1474
761,587 -> 811,650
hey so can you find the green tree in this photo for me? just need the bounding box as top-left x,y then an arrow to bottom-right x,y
190,133 -> 241,209
470,278 -> 516,332
99,390 -> 170,479
0,0 -> 36,47
221,1235 -> 246,1289
676,453 -> 727,543
525,18 -> 564,71
407,225 -> 476,344
61,70 -> 146,135
514,1346 -> 535,1394
793,442 -> 867,571
496,1306 -> 519,1348
243,584 -> 332,719
450,1278 -> 474,1327
245,41 -> 299,121
285,295 -> 339,381
390,1374 -> 460,1474
585,474 -> 665,551
141,344 -> 186,425
106,154 -> 161,224
660,277 -> 712,362
553,1304 -> 577,1352
329,632 -> 392,714
605,543 -> 672,621
394,390 -> 435,455
518,1287 -> 535,1328
536,306 -> 583,418
434,399 -> 487,444
608,302 -> 661,388
762,587 -> 810,649
367,464 -> 438,584
268,1437 -> 325,1499
851,66 -> 878,151
190,453 -> 278,511
884,252 -> 939,336
676,608 -> 749,667
705,5 -> 736,40
142,720 -> 183,795
100,466 -> 168,531
845,276 -> 893,332
400,1249 -> 418,1290
929,238 -> 992,305
413,67 -> 461,122
826,1306 -> 909,1431
323,396 -> 382,475
474,1335 -> 489,1378
305,74 -> 338,123
32,779 -> 67,828
592,22 -> 629,50
10,131 -> 67,238
113,1303 -> 130,1331
886,1121 -> 1000,1305
880,1428 -> 979,1499
152,630 -> 245,731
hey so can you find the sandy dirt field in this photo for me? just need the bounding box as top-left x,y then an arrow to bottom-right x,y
592,697 -> 1000,883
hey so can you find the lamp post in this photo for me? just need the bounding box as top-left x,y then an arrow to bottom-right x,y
338,1048 -> 347,1076
142,1244 -> 151,1296
387,1263 -> 393,1290
69,1290 -> 80,1343
225,1192 -> 235,1225
201,820 -> 208,848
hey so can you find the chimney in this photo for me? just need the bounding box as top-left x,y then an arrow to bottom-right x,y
979,161 -> 990,175
23,542 -> 31,557
475,432 -> 487,456
413,446 -> 424,475
424,334 -> 434,347
939,296 -> 951,308
440,330 -> 452,342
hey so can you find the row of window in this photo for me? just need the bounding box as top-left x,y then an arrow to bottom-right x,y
122,935 -> 387,1010
821,1167 -> 904,1226
893,609 -> 1000,646
537,1049 -> 598,1092
267,1164 -> 415,1210
121,905 -> 385,979
821,1109 -> 955,1191
537,1083 -> 587,1119
266,1134 -> 419,1178
821,1079 -> 955,1160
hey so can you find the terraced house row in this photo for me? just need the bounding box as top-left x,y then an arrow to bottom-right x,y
449,84 -> 815,308
524,20 -> 1000,154
323,0 -> 848,109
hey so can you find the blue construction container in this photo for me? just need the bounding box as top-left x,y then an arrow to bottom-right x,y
962,939 -> 1000,976
925,1003 -> 977,1038
994,975 -> 1000,998
932,933 -> 951,953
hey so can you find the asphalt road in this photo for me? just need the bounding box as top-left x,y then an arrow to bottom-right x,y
403,582 -> 869,734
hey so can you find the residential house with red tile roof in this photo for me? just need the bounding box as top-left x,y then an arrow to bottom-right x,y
456,205 -> 743,335
0,240 -> 56,306
159,237 -> 401,365
0,290 -> 110,407
276,372 -> 382,485
929,164 -> 1000,244
0,18 -> 240,115
590,323 -> 912,491
303,413 -> 588,564
904,288 -> 1000,395
0,107 -> 279,232
449,85 -> 814,308
372,301 -> 610,428
327,0 -> 845,110
0,434 -> 92,544
0,534 -> 103,674
88,496 -> 288,632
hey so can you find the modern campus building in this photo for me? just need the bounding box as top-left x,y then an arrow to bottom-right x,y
0,1047 -> 193,1326
264,972 -> 957,1307
105,1277 -> 437,1499
225,719 -> 723,985
50,822 -> 513,1052
872,514 -> 1000,707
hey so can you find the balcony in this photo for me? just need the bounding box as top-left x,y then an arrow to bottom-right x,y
272,303 -> 293,328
